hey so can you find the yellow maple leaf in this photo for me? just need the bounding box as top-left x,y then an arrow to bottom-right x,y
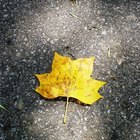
35,52 -> 106,123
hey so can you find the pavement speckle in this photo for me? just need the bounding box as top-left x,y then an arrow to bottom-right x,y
0,0 -> 140,140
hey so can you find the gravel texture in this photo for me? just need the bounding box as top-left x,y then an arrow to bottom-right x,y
0,0 -> 140,140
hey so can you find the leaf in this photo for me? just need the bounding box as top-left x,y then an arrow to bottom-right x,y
35,52 -> 106,123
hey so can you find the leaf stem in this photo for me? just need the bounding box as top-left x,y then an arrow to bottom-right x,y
63,97 -> 69,124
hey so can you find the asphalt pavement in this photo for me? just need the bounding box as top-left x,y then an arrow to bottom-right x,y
0,0 -> 140,140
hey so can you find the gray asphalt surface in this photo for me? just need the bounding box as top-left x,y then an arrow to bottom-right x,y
0,0 -> 140,140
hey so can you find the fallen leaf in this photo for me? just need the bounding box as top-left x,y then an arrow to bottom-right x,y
35,52 -> 106,123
